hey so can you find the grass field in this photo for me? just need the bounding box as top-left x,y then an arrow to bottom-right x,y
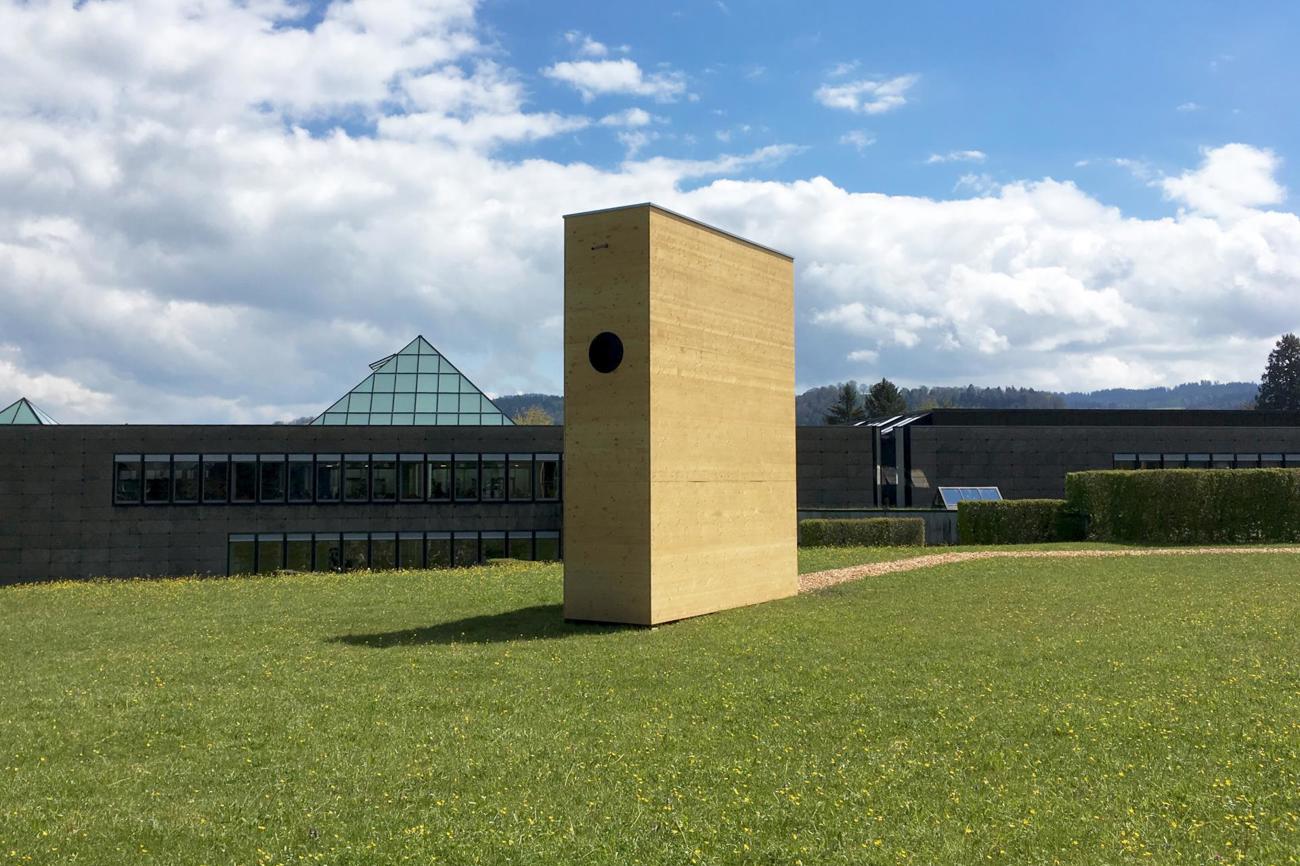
2,550 -> 1298,864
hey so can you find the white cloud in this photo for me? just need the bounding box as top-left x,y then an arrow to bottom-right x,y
1160,143 -> 1286,218
1176,101 -> 1203,112
1,3 -> 1298,423
847,348 -> 879,364
563,30 -> 610,57
926,150 -> 987,164
542,59 -> 686,102
840,131 -> 876,153
954,173 -> 998,195
599,107 -> 656,127
828,61 -> 860,78
814,74 -> 918,114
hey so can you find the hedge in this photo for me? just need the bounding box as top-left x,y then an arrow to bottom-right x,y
1065,469 -> 1300,544
797,518 -> 925,547
956,499 -> 1084,544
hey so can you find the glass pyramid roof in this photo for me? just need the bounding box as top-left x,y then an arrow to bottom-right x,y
0,397 -> 57,425
311,336 -> 514,426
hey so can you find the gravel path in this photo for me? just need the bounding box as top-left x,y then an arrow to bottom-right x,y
798,546 -> 1300,593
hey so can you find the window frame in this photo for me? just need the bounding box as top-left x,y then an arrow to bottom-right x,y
113,453 -> 143,505
201,454 -> 230,504
453,453 -> 480,502
258,454 -> 288,503
399,454 -> 424,502
344,454 -> 371,503
427,453 -> 452,502
287,454 -> 314,503
143,454 -> 172,505
231,454 -> 258,504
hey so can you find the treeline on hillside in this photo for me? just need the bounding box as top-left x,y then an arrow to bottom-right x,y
489,379 -> 1261,427
493,393 -> 565,424
1060,380 -> 1258,410
795,384 -> 1064,425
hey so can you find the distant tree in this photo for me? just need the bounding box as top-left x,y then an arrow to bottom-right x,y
823,382 -> 867,425
511,404 -> 556,425
866,378 -> 908,417
273,416 -> 315,426
1257,333 -> 1300,410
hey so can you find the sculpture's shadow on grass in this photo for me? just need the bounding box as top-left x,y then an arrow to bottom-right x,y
331,604 -> 633,647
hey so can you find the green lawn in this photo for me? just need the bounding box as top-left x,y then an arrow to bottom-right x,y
2,552 -> 1298,864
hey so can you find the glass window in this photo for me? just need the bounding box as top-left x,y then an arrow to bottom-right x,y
1111,453 -> 1137,470
259,455 -> 286,502
508,454 -> 532,501
452,532 -> 479,566
1261,453 -> 1284,468
454,454 -> 479,501
173,455 -> 199,503
399,454 -> 424,501
344,455 -> 370,502
228,534 -> 256,575
256,533 -> 284,574
202,454 -> 229,503
536,454 -> 560,500
342,533 -> 369,571
314,533 -> 342,572
427,454 -> 451,501
232,455 -> 257,503
288,455 -> 313,502
482,454 -> 506,501
1137,453 -> 1162,470
285,533 -> 313,571
1236,453 -> 1259,468
1162,454 -> 1187,469
114,454 -> 142,504
143,455 -> 171,504
508,532 -> 533,561
399,533 -> 424,569
482,531 -> 507,560
535,531 -> 561,562
1211,453 -> 1234,469
1187,453 -> 1211,469
371,533 -> 397,570
426,532 -> 452,568
372,454 -> 398,502
1287,454 -> 1300,467
316,454 -> 341,502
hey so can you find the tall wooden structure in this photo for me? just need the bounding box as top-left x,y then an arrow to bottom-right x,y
563,203 -> 797,625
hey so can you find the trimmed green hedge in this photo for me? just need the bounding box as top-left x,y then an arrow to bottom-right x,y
1065,469 -> 1300,544
798,518 -> 925,547
957,499 -> 1083,544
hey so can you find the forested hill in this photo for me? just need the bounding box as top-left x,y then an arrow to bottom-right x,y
1059,381 -> 1258,410
795,380 -> 1258,424
495,380 -> 1258,426
493,393 -> 565,423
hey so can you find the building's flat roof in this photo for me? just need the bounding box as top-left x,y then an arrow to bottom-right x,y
562,202 -> 793,261
919,408 -> 1300,428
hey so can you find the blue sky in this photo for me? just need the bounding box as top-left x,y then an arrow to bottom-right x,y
494,0 -> 1300,212
0,0 -> 1298,421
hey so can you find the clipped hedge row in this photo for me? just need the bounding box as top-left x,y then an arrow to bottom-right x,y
956,499 -> 1084,544
1065,469 -> 1300,544
798,518 -> 925,547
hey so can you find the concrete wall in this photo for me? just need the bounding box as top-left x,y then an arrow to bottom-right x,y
796,426 -> 876,507
563,204 -> 797,625
562,205 -> 654,623
645,207 -> 797,624
908,424 -> 1300,502
0,425 -> 563,585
